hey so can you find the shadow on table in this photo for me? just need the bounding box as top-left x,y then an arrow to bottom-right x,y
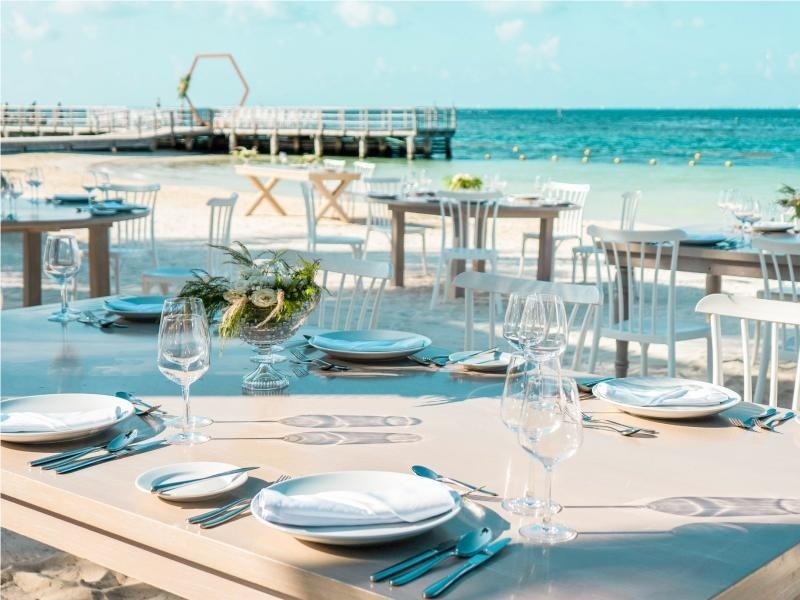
569,496 -> 800,517
212,431 -> 422,445
214,415 -> 422,427
415,383 -> 503,407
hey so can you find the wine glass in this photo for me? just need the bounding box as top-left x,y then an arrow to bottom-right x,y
95,170 -> 111,198
517,372 -> 583,544
503,293 -> 526,351
25,167 -> 43,204
157,297 -> 212,445
730,196 -> 761,247
520,293 -> 568,360
43,234 -> 82,323
81,170 -> 98,205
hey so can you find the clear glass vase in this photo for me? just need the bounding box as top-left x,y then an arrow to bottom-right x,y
238,297 -> 318,393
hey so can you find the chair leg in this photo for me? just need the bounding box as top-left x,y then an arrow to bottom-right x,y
667,341 -> 676,378
706,334 -> 713,383
571,252 -> 579,283
113,255 -> 121,295
581,254 -> 590,283
640,342 -> 650,376
517,237 -> 528,277
430,256 -> 444,310
420,233 -> 428,276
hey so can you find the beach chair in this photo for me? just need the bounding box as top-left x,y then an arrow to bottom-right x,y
518,181 -> 590,277
300,183 -> 364,257
571,191 -> 640,283
363,177 -> 429,274
587,225 -> 711,377
431,191 -> 503,309
141,193 -> 238,294
453,271 -> 600,369
343,160 -> 375,219
696,293 -> 800,410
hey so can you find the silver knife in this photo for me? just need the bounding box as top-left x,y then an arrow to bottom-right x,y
370,538 -> 458,582
451,347 -> 499,364
55,440 -> 168,474
423,538 -> 511,598
151,466 -> 259,493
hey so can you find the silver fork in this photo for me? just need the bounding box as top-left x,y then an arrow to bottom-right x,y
289,349 -> 348,371
728,408 -> 777,430
583,422 -> 648,437
291,364 -> 309,377
757,411 -> 796,431
189,475 -> 291,528
582,412 -> 657,435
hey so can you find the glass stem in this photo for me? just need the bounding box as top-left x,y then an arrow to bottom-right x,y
60,281 -> 69,316
181,381 -> 191,435
523,457 -> 537,506
542,465 -> 554,527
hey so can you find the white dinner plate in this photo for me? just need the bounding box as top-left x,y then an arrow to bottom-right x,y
308,330 -> 432,361
250,471 -> 461,546
752,222 -> 793,233
593,377 -> 740,420
104,296 -> 166,321
449,351 -> 511,373
135,462 -> 249,502
0,394 -> 135,444
509,194 -> 541,202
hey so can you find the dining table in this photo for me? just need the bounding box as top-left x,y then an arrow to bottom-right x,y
235,164 -> 361,222
0,202 -> 151,307
388,198 -> 579,288
1,299 -> 799,600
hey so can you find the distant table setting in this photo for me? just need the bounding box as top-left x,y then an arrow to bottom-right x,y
2,283 -> 799,599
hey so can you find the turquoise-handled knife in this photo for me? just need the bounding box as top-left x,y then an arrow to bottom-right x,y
422,538 -> 511,598
55,440 -> 168,474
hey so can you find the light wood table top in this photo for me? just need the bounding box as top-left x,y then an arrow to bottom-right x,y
2,301 -> 799,600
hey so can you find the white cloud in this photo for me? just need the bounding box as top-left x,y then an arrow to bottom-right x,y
223,1 -> 284,24
690,17 -> 704,29
12,12 -> 50,41
517,36 -> 560,71
480,1 -> 546,14
495,19 -> 523,42
335,1 -> 396,28
788,52 -> 800,72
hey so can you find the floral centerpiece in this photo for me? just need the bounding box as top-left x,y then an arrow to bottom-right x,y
444,173 -> 483,191
231,145 -> 259,164
776,184 -> 800,221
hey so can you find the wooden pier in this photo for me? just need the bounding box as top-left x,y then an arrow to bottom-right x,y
0,105 -> 456,159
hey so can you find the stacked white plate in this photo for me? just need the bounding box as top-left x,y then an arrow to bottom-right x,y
308,330 -> 431,361
449,351 -> 511,373
104,296 -> 166,321
136,462 -> 250,502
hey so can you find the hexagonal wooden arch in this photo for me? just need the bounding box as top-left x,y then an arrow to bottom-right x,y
184,53 -> 249,125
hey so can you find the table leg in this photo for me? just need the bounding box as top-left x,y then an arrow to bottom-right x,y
22,231 -> 42,307
390,208 -> 405,287
536,217 -> 555,281
87,225 -> 111,298
244,176 -> 285,216
313,179 -> 352,223
705,274 -> 722,295
614,265 -> 631,378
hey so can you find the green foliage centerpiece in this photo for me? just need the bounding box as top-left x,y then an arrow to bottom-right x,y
444,173 -> 483,191
179,243 -> 321,392
776,184 -> 800,223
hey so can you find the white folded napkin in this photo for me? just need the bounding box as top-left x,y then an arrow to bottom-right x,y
605,381 -> 730,407
312,335 -> 427,353
0,406 -> 124,433
254,484 -> 456,526
105,297 -> 164,313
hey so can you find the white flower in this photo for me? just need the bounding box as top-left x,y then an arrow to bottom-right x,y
250,288 -> 278,308
223,289 -> 246,303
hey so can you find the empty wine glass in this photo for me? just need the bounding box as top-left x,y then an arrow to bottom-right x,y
43,234 -> 82,322
81,170 -> 98,204
95,170 -> 111,198
503,293 -> 526,351
157,297 -> 212,445
730,196 -> 762,247
517,372 -> 583,544
25,167 -> 43,203
520,293 -> 568,360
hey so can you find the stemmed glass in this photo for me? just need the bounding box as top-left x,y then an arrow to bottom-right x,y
730,196 -> 761,247
157,298 -> 212,445
43,234 -> 82,323
95,170 -> 111,199
502,293 -> 526,351
81,170 -> 98,205
25,167 -> 43,204
517,371 -> 583,544
519,293 -> 568,361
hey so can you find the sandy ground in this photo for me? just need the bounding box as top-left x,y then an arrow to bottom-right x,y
0,152 -> 793,599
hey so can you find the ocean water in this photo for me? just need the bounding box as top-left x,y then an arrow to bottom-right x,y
121,109 -> 799,227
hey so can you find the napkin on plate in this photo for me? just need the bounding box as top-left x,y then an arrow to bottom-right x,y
604,380 -> 730,407
0,406 -> 124,433
255,484 -> 456,526
311,335 -> 427,353
51,194 -> 91,204
105,297 -> 164,313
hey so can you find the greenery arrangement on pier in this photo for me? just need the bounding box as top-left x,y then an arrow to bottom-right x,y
231,145 -> 259,163
444,173 -> 482,191
178,243 -> 321,339
177,74 -> 191,99
776,184 -> 800,219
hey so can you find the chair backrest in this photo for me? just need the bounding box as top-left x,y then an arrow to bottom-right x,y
300,182 -> 319,249
206,193 -> 238,275
365,177 -> 403,229
453,271 -> 601,369
293,251 -> 391,330
545,181 -> 590,239
696,293 -> 800,410
351,161 -> 376,195
587,225 -> 687,340
437,191 -> 503,252
107,182 -> 160,256
751,236 -> 799,302
620,191 -> 641,230
322,159 -> 346,172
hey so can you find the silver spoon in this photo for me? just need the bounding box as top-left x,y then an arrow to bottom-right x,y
411,465 -> 498,496
38,429 -> 138,470
390,527 -> 493,586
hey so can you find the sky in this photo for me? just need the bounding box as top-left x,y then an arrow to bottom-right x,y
1,1 -> 799,109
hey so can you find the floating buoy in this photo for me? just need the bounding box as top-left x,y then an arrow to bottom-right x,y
724,160 -> 733,168
613,157 -> 621,164
583,148 -> 591,156
512,145 -> 519,153
688,160 -> 696,167
581,156 -> 589,164
694,152 -> 702,160
484,153 -> 492,160
649,158 -> 657,165
519,154 -> 527,161
551,154 -> 558,161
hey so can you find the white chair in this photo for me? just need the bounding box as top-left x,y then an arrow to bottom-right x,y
294,251 -> 391,330
696,293 -> 799,410
453,271 -> 600,370
300,182 -> 364,257
344,160 -> 376,219
141,193 -> 238,294
431,191 -> 503,309
363,177 -> 429,274
518,182 -> 590,276
105,183 -> 160,294
587,225 -> 711,377
571,191 -> 640,283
